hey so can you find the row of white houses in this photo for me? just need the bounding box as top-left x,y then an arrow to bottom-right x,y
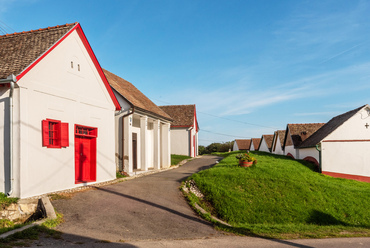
233,105 -> 370,183
0,23 -> 199,198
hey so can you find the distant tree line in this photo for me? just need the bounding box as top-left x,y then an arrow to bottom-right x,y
199,141 -> 234,155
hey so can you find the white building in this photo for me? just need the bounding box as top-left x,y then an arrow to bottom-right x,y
104,70 -> 172,175
233,139 -> 251,151
258,135 -> 274,153
299,105 -> 370,182
159,105 -> 199,157
272,130 -> 286,155
282,123 -> 325,164
249,138 -> 261,151
0,23 -> 120,198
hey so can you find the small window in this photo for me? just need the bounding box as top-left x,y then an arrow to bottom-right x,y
42,119 -> 69,148
75,125 -> 97,137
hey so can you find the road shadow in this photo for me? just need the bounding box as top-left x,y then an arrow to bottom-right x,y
93,186 -> 215,228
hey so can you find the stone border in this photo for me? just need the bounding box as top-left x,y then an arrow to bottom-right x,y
0,197 -> 57,239
182,180 -> 231,227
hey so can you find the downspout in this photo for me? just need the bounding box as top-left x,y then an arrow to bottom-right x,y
315,143 -> 322,173
120,107 -> 135,172
0,75 -> 17,197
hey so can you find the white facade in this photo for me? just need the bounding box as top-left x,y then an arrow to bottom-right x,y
233,141 -> 239,151
272,134 -> 284,155
114,105 -> 171,175
320,107 -> 370,181
297,147 -> 319,164
0,29 -> 117,198
258,138 -> 270,153
170,126 -> 198,157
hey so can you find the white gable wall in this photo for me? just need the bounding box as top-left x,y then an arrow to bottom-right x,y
321,107 -> 370,180
259,139 -> 270,153
233,141 -> 239,151
273,135 -> 284,155
11,30 -> 116,198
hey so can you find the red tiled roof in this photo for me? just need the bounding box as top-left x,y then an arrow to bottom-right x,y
0,23 -> 77,79
251,138 -> 261,150
285,123 -> 325,148
235,139 -> 251,150
159,105 -> 198,129
299,105 -> 368,148
104,69 -> 172,120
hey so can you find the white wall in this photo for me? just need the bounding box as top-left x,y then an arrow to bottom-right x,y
273,136 -> 284,155
170,128 -> 190,156
321,141 -> 370,177
298,147 -> 319,162
259,139 -> 270,153
11,30 -> 116,198
233,141 -> 239,151
321,107 -> 370,178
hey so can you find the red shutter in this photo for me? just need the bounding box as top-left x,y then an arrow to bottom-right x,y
61,122 -> 69,147
42,120 -> 49,147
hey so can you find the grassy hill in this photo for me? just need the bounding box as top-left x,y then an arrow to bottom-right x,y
186,151 -> 370,238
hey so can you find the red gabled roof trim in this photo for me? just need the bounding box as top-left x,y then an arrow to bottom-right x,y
16,23 -> 121,111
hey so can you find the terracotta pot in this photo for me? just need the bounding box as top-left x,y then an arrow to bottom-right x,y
239,160 -> 253,167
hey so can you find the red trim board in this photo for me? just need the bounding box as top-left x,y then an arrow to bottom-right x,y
322,171 -> 370,183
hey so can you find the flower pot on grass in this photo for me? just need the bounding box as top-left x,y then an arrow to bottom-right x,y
235,152 -> 257,167
239,160 -> 253,167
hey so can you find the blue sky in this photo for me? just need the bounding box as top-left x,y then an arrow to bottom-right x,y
1,0 -> 370,146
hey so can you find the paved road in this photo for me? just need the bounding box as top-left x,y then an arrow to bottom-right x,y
51,155 -> 225,243
24,155 -> 370,247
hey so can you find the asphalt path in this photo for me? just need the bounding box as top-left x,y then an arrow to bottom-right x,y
51,155 -> 225,242
24,155 -> 370,247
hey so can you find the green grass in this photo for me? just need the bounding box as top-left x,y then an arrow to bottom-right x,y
187,151 -> 370,239
0,193 -> 18,210
171,154 -> 191,165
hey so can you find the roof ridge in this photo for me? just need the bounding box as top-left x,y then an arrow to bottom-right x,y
288,122 -> 326,125
0,22 -> 78,38
159,104 -> 195,107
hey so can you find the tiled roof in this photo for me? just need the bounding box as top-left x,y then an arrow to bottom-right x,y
0,23 -> 76,79
159,105 -> 197,128
104,69 -> 172,120
260,134 -> 274,150
251,138 -> 261,150
285,123 -> 325,148
235,139 -> 251,150
277,130 -> 286,146
299,105 -> 368,148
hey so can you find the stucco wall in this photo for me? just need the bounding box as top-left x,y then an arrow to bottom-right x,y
284,145 -> 297,158
259,139 -> 270,153
12,30 -> 116,198
321,141 -> 370,177
233,142 -> 239,151
298,147 -> 319,163
321,107 -> 370,178
171,128 -> 190,156
273,136 -> 284,155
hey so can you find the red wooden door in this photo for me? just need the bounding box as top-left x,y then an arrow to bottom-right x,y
75,125 -> 97,183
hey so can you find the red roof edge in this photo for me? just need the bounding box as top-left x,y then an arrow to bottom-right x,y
16,22 -> 121,111
75,24 -> 121,111
194,104 -> 199,132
